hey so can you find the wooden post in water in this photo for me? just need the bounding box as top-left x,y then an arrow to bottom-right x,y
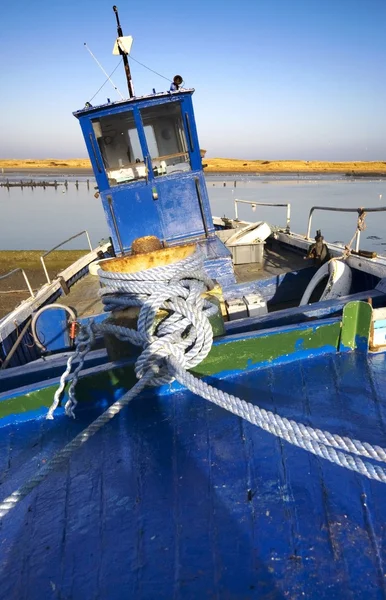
43,181 -> 46,189
87,179 -> 90,190
65,180 -> 68,189
75,180 -> 79,189
54,180 -> 58,189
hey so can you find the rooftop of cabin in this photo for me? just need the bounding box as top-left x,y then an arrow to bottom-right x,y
73,88 -> 195,118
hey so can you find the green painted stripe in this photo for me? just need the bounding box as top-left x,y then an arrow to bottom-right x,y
0,321 -> 341,421
191,321 -> 341,376
340,301 -> 372,352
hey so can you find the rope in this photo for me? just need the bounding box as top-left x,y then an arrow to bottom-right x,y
88,59 -> 124,103
46,321 -> 96,420
2,246 -> 386,521
54,247 -> 386,484
46,249 -> 216,415
168,359 -> 386,484
342,208 -> 367,259
129,54 -> 173,83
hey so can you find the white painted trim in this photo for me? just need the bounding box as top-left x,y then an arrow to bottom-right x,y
275,231 -> 386,280
0,242 -> 110,342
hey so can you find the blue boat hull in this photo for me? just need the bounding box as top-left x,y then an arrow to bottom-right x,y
1,351 -> 386,599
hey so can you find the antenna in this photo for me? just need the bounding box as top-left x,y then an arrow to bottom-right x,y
113,5 -> 135,98
84,43 -> 124,99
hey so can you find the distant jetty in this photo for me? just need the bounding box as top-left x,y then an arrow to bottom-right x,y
0,179 -> 90,189
345,171 -> 386,178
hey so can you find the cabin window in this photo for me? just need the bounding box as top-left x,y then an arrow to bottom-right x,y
91,111 -> 146,186
140,103 -> 191,177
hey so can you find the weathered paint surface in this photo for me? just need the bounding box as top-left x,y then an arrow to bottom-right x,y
340,301 -> 372,352
192,320 -> 341,377
0,320 -> 340,424
226,289 -> 385,336
1,352 -> 386,598
371,307 -> 386,351
76,91 -> 216,254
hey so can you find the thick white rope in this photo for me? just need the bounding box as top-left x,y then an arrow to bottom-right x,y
47,323 -> 96,420
168,359 -> 386,484
1,248 -> 386,521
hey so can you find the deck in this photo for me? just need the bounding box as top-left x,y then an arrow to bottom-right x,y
0,351 -> 385,598
57,244 -> 308,319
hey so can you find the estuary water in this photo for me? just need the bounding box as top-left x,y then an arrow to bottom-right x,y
1,173 -> 385,252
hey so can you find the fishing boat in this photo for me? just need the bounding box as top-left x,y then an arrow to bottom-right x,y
1,7 -> 386,598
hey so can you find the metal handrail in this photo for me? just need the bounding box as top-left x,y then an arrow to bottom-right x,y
234,199 -> 291,231
0,268 -> 35,297
306,205 -> 386,252
40,230 -> 93,284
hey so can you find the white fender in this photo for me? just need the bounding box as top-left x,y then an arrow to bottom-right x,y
299,259 -> 352,306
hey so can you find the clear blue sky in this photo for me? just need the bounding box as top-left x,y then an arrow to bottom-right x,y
1,0 -> 385,160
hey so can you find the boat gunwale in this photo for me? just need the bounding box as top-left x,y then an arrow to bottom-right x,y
0,241 -> 111,341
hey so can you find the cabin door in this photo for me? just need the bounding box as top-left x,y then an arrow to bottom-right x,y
91,109 -> 164,252
139,102 -> 208,242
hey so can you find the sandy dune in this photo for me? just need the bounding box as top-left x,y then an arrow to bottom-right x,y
0,158 -> 385,174
203,158 -> 386,173
0,159 -> 91,170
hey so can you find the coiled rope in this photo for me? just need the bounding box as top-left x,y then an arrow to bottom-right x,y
1,248 -> 386,520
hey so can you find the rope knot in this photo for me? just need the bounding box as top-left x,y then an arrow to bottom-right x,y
48,249 -> 217,419
132,261 -> 218,386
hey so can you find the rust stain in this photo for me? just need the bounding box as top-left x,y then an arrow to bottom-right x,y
99,243 -> 196,274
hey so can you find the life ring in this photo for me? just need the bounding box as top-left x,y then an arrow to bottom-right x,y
299,259 -> 352,306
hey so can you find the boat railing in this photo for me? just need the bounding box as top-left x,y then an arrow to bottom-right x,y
40,230 -> 93,284
0,268 -> 35,298
234,199 -> 291,231
306,205 -> 386,252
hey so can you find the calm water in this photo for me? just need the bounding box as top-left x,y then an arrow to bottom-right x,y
1,174 -> 386,252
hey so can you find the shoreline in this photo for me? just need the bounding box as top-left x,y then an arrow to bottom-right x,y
1,158 -> 386,175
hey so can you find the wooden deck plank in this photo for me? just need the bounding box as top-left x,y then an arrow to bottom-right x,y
1,353 -> 386,597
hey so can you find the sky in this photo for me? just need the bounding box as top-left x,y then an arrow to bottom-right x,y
1,0 -> 385,161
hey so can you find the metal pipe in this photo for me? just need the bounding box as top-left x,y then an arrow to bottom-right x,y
286,203 -> 291,232
85,231 -> 93,251
306,205 -> 386,240
234,199 -> 291,230
0,318 -> 32,370
0,268 -> 35,297
40,230 -> 93,284
185,113 -> 194,152
89,133 -> 102,173
40,256 -> 51,284
107,195 -> 125,255
194,178 -> 209,238
113,5 -> 135,98
355,231 -> 361,253
31,303 -> 77,353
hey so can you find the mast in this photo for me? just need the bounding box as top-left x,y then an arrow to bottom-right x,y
113,5 -> 135,98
